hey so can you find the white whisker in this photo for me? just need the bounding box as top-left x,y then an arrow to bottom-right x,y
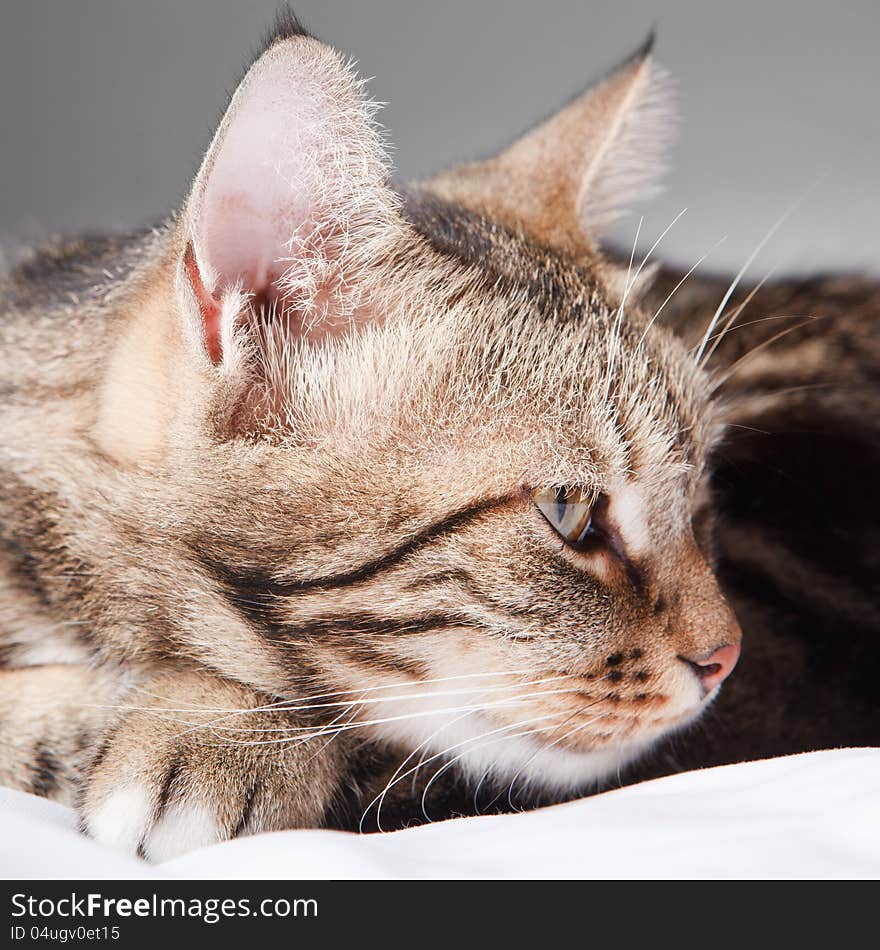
362,705 -> 484,833
637,236 -> 727,347
604,215 -> 643,402
419,718 -> 558,822
700,311 -> 797,348
710,318 -> 816,391
627,207 -> 687,299
505,704 -> 607,809
694,185 -> 817,365
78,668 -> 550,718
697,265 -> 778,367
195,686 -> 582,748
85,674 -> 575,727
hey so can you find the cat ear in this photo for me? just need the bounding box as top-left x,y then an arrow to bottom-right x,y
176,25 -> 399,366
423,36 -> 676,257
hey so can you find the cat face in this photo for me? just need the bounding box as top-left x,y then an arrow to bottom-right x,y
150,24 -> 740,793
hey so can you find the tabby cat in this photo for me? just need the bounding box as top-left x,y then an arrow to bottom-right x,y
1,13 -> 877,861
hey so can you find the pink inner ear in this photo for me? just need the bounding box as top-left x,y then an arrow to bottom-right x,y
186,39 -> 393,359
184,244 -> 223,364
197,60 -> 325,303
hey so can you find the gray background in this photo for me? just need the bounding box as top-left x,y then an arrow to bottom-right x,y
1,1 -> 877,275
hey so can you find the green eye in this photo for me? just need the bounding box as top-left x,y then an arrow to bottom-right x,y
532,486 -> 596,547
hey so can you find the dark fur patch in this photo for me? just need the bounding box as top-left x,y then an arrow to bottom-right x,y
401,189 -> 603,319
193,493 -> 512,600
233,782 -> 258,838
262,6 -> 311,50
157,758 -> 182,815
0,473 -> 100,637
3,232 -> 149,312
341,643 -> 430,679
29,744 -> 61,798
88,730 -> 117,772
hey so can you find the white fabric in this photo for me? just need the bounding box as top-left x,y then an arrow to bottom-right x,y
1,749 -> 878,879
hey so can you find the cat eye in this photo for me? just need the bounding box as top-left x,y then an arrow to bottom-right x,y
532,486 -> 597,548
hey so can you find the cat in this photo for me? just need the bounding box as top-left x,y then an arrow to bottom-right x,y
1,11 -> 877,860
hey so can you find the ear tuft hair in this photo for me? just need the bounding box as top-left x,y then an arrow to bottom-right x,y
420,33 -> 677,258
575,38 -> 676,233
261,6 -> 312,52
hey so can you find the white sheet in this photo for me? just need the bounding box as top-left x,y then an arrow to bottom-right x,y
2,749 -> 878,879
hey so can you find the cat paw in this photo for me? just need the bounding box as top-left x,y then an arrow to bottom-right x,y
83,781 -> 230,862
81,734 -> 264,862
78,671 -> 338,861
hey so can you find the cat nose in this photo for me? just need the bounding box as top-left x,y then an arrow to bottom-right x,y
680,642 -> 740,693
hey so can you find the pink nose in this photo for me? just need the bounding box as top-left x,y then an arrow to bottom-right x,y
682,643 -> 740,693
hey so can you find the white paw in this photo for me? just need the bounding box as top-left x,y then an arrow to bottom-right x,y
85,785 -> 153,856
85,786 -> 223,861
142,801 -> 223,862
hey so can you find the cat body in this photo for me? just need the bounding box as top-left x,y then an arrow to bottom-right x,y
1,15 -> 876,856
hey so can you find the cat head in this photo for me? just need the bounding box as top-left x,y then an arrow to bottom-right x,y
126,16 -> 741,793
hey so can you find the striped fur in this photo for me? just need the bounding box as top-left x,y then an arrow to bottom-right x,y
0,19 -> 876,857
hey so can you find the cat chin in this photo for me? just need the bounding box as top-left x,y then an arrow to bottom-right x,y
370,701 -> 705,799
462,705 -> 714,796
456,729 -> 662,797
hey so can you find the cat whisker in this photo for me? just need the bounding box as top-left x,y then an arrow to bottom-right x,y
202,695 -> 368,758
504,702 -> 601,809
696,265 -> 778,367
80,673 -> 575,726
77,668 -> 547,718
365,676 -> 579,827
709,318 -> 817,391
604,215 -> 644,402
504,703 -> 608,809
232,686 -> 585,739
187,686 -> 585,748
723,422 -> 773,435
419,717 -> 564,823
366,704 -> 489,832
472,764 -> 494,814
694,187 -> 815,365
722,380 -> 840,413
359,711 -> 562,830
637,236 -> 727,348
411,743 -> 434,797
607,208 -> 687,404
700,311 -> 799,349
294,700 -> 363,767
262,674 -> 575,716
627,207 -> 687,301
622,215 -> 644,302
